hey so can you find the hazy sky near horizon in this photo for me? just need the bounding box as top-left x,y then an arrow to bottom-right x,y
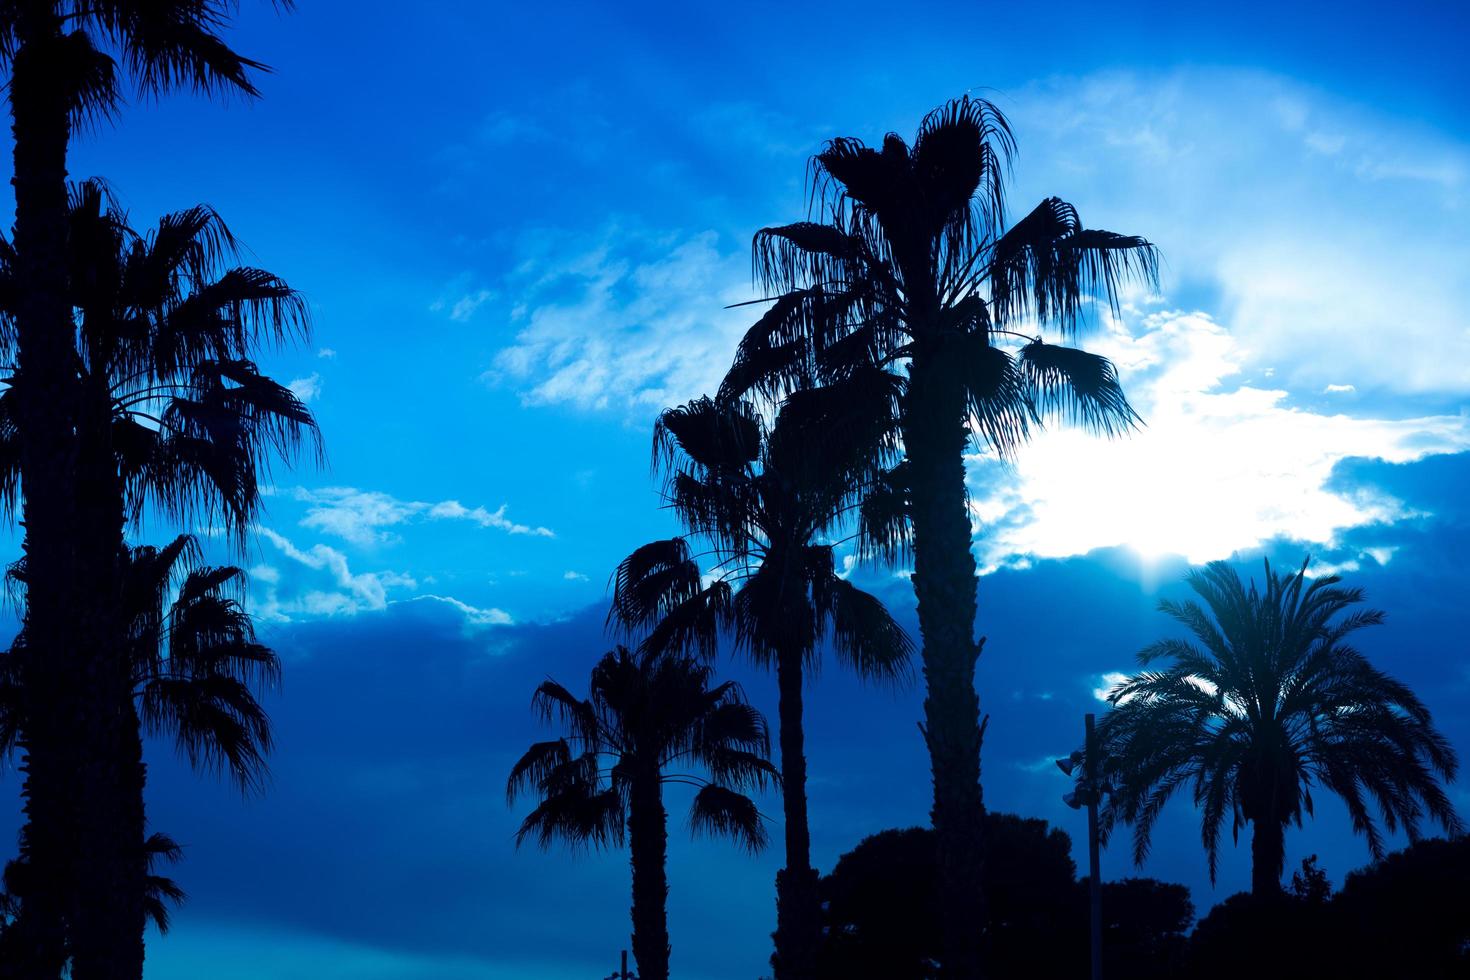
3,2 -> 1470,977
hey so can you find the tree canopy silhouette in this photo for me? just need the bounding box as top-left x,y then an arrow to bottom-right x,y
0,178 -> 314,977
508,645 -> 777,980
613,386 -> 911,980
0,5 -> 285,973
720,94 -> 1158,979
1098,558 -> 1462,895
817,813 -> 1190,979
0,535 -> 279,968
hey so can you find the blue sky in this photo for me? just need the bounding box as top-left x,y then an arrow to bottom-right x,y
3,1 -> 1470,977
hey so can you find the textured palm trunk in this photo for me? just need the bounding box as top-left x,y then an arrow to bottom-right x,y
67,375 -> 145,980
771,647 -> 820,980
628,772 -> 671,980
902,346 -> 987,980
6,21 -> 84,980
1250,819 -> 1286,897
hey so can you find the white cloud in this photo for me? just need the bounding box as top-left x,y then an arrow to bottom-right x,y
393,594 -> 513,628
248,563 -> 281,585
1323,384 -> 1356,394
562,570 -> 588,581
426,500 -> 554,537
288,373 -> 323,403
293,487 -> 553,546
1092,672 -> 1131,704
968,309 -> 1470,569
487,228 -> 753,411
317,347 -> 338,360
431,281 -> 495,323
254,527 -> 416,619
252,528 -> 512,631
449,289 -> 493,322
1007,68 -> 1470,396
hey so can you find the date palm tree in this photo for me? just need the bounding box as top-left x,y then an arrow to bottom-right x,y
720,96 -> 1158,978
0,180 -> 313,977
508,646 -> 777,980
0,533 -> 279,969
0,5 -> 282,975
1096,559 -> 1462,895
611,384 -> 911,980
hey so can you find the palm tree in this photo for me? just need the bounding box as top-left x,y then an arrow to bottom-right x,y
611,386 -> 911,980
507,646 -> 777,980
0,830 -> 186,961
0,533 -> 279,969
0,5 -> 281,974
1096,559 -> 1462,895
0,180 -> 312,977
719,96 -> 1158,978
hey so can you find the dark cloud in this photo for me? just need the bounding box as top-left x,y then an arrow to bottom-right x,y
0,456 -> 1465,977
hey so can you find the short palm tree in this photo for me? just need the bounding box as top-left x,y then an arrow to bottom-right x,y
0,534 -> 279,969
1097,559 -> 1462,895
720,95 -> 1158,978
507,646 -> 777,980
611,386 -> 911,980
0,8 -> 280,971
0,180 -> 312,977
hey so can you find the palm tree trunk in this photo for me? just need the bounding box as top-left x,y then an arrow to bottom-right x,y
628,772 -> 670,980
67,379 -> 145,980
902,350 -> 987,980
5,20 -> 85,980
771,647 -> 820,980
1250,820 -> 1286,896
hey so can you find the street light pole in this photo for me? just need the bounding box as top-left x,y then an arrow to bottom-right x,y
603,949 -> 637,980
1085,712 -> 1102,980
1058,712 -> 1105,980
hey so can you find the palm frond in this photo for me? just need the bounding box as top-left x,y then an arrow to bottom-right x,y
688,784 -> 768,853
1018,340 -> 1141,437
988,197 -> 1159,333
813,574 -> 912,685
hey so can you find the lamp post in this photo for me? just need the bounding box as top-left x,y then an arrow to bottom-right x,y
1057,712 -> 1106,980
603,949 -> 637,980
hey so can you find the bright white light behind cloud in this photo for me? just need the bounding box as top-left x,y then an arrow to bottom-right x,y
969,308 -> 1470,568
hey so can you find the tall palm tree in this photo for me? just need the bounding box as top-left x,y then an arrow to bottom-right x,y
611,385 -> 911,980
0,533 -> 279,969
0,5 -> 281,975
0,180 -> 313,977
720,96 -> 1158,978
508,646 -> 777,980
1096,559 -> 1462,895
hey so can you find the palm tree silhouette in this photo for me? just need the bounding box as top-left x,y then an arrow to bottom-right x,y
508,646 -> 777,980
0,180 -> 313,976
719,95 -> 1157,978
0,829 -> 185,958
611,388 -> 911,980
0,534 -> 279,967
0,7 -> 280,971
1097,559 -> 1463,895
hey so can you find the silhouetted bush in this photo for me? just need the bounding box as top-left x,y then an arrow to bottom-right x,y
1331,836 -> 1470,979
818,813 -> 1191,979
1188,839 -> 1470,980
1188,890 -> 1332,980
1095,877 -> 1193,979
